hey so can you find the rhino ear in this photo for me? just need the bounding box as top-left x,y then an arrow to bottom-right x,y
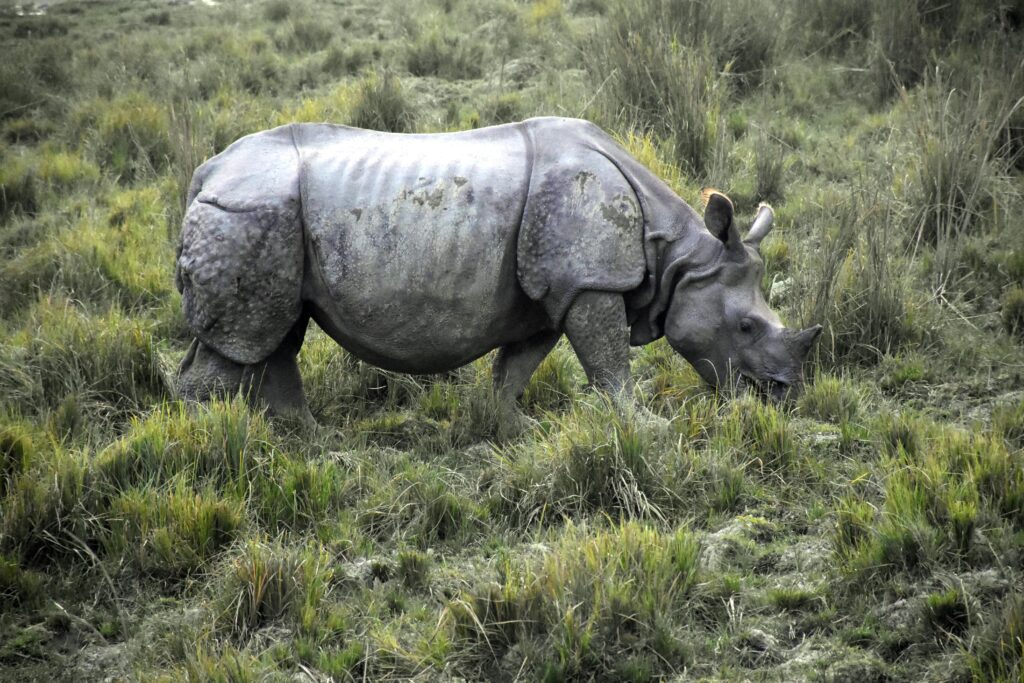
701,188 -> 739,246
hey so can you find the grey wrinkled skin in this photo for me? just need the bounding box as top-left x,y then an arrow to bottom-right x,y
175,117 -> 821,420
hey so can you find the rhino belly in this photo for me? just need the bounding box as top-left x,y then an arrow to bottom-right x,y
297,125 -> 547,373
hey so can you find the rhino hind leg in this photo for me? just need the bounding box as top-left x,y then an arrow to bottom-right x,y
178,314 -> 313,423
177,338 -> 246,403
492,330 -> 561,401
177,197 -> 304,365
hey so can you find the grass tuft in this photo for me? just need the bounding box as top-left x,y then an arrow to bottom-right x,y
348,70 -> 416,133
966,592 -> 1024,682
0,298 -> 166,415
992,398 -> 1024,450
96,399 -> 268,493
217,540 -> 333,639
923,588 -> 970,640
448,521 -> 699,678
798,374 -> 861,424
105,483 -> 245,581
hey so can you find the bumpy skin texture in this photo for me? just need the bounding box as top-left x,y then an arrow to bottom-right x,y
176,116 -> 818,418
176,126 -> 304,365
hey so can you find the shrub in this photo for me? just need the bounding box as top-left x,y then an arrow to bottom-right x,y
0,151 -> 39,218
348,70 -> 415,133
1002,286 -> 1024,340
405,31 -> 484,80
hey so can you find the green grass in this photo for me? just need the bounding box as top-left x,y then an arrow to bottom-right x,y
0,0 -> 1022,680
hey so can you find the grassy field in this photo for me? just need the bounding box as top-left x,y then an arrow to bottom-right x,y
2,0 -> 1024,680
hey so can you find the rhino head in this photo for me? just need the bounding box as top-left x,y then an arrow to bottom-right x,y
657,190 -> 821,400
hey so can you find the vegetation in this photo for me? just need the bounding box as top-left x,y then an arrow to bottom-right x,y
0,0 -> 1022,680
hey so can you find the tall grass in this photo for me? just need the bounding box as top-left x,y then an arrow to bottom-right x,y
797,201 -> 923,366
0,298 -> 166,414
585,0 -> 731,176
904,71 -> 1022,262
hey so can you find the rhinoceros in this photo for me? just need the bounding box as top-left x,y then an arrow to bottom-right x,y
175,117 -> 820,420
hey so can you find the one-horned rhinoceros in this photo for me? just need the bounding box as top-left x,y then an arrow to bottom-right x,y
175,117 -> 821,420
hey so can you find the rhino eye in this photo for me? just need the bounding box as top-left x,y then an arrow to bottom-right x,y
739,318 -> 754,333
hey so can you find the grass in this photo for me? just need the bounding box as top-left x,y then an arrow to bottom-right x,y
0,0 -> 1022,680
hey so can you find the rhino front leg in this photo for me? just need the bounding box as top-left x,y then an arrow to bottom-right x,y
563,291 -> 632,396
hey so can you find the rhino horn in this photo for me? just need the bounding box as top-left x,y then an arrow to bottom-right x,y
745,203 -> 774,248
788,324 -> 823,356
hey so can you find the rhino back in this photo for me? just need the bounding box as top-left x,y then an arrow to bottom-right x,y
295,123 -> 542,372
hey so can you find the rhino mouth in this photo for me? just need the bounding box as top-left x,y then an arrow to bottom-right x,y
737,372 -> 795,403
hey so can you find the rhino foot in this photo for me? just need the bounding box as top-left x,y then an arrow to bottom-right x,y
178,323 -> 313,426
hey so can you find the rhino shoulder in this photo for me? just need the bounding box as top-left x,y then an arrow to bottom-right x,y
517,119 -> 646,326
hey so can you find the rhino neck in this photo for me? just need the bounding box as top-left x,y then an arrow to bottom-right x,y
628,223 -> 724,345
